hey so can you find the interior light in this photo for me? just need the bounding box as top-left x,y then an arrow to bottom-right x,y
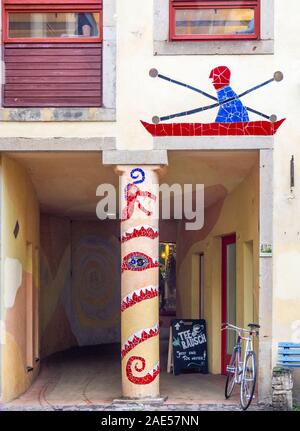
165,244 -> 170,258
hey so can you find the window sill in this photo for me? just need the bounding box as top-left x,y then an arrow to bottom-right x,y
154,39 -> 274,56
153,135 -> 274,151
0,107 -> 116,122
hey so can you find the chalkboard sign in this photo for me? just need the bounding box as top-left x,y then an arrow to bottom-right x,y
170,319 -> 208,375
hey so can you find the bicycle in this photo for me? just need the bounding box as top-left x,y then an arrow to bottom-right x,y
221,322 -> 260,410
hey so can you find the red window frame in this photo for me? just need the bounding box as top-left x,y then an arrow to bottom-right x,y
2,0 -> 103,43
169,1 -> 260,41
221,233 -> 236,375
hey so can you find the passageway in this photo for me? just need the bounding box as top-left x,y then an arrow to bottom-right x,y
0,150 -> 260,404
4,340 -> 240,409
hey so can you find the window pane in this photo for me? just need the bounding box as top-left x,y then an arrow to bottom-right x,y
8,12 -> 100,39
175,8 -> 255,36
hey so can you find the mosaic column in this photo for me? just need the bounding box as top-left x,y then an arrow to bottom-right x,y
119,166 -> 160,399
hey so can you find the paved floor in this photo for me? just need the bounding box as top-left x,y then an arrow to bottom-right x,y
1,341 -> 267,411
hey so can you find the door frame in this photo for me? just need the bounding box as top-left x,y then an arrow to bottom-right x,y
199,253 -> 204,319
221,233 -> 236,375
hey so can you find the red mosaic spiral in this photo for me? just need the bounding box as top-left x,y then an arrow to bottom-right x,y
126,356 -> 160,385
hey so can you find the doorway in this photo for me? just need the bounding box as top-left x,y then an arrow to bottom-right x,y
159,241 -> 176,340
221,234 -> 237,375
199,253 -> 204,319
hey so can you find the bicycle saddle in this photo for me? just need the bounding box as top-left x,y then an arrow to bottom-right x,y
248,323 -> 260,329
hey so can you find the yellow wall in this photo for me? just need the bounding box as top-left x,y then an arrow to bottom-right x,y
176,162 -> 259,374
1,155 -> 40,402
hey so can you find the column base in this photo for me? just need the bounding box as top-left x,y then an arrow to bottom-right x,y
112,396 -> 167,406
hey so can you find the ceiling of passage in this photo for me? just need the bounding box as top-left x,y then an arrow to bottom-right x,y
6,150 -> 258,218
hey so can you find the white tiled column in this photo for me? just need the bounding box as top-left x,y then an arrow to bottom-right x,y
119,166 -> 160,399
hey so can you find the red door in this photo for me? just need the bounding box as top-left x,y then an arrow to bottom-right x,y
221,234 -> 237,375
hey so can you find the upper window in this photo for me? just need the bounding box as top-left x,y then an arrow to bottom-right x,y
2,1 -> 103,108
7,12 -> 101,41
3,0 -> 102,43
170,1 -> 260,41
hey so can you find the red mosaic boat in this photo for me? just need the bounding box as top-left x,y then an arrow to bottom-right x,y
141,118 -> 285,137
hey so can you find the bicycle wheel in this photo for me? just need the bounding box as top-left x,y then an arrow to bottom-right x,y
225,348 -> 237,399
240,351 -> 257,410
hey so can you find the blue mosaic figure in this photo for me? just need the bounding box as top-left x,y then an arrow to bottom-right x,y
209,66 -> 249,123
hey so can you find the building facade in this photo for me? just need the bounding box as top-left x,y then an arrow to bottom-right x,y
0,0 -> 299,406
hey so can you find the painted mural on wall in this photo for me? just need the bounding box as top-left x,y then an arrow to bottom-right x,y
121,168 -> 160,389
142,66 -> 285,136
69,232 -> 121,346
40,217 -> 121,358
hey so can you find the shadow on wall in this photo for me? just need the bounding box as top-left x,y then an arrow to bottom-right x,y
40,216 -> 121,358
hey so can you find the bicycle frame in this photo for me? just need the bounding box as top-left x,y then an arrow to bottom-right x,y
222,322 -> 259,409
222,323 -> 256,384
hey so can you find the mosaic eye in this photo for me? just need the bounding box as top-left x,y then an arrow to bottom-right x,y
127,255 -> 149,270
122,252 -> 158,273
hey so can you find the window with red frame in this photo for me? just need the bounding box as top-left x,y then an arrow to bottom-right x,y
2,0 -> 103,107
170,1 -> 260,41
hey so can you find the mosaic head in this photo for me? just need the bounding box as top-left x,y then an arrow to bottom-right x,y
209,66 -> 231,90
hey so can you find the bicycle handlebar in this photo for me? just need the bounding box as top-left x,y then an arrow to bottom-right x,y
221,322 -> 259,336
